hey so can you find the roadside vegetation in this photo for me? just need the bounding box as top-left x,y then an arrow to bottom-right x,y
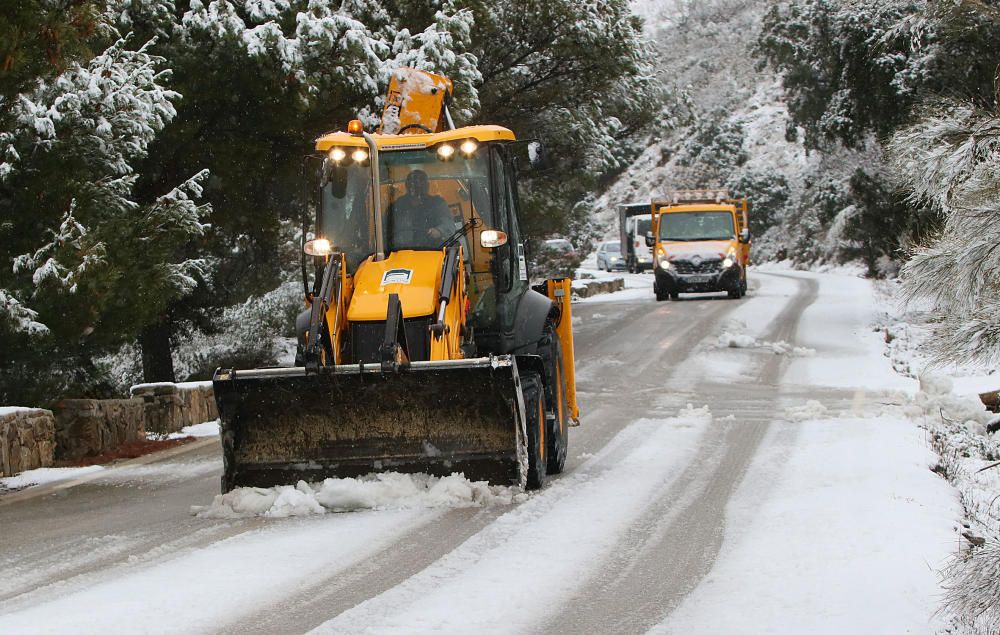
0,0 -> 657,402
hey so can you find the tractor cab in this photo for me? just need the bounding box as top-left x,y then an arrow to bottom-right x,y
309,124 -> 530,339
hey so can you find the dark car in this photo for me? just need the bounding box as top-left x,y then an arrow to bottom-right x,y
533,238 -> 581,279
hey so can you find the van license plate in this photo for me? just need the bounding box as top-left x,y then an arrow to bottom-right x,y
686,275 -> 710,283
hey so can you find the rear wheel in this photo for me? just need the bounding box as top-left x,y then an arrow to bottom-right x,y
539,326 -> 568,475
522,373 -> 547,489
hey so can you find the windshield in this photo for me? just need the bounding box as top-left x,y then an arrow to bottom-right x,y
636,218 -> 651,235
659,211 -> 735,242
319,148 -> 494,271
604,242 -> 620,253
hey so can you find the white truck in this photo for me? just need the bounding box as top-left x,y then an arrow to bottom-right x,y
619,203 -> 653,273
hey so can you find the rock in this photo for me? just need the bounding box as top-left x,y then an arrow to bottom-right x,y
52,398 -> 145,461
1,408 -> 56,477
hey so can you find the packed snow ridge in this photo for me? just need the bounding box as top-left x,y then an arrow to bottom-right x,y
716,319 -> 815,356
192,472 -> 526,519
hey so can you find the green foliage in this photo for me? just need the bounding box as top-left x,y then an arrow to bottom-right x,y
460,0 -> 660,245
1,0 -> 659,401
0,32 -> 208,403
725,170 -> 790,237
758,0 -> 1000,149
0,0 -> 106,102
676,110 -> 748,186
757,0 -> 918,149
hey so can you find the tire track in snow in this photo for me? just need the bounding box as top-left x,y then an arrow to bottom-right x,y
0,509 -> 443,635
541,273 -> 819,633
307,411 -> 711,635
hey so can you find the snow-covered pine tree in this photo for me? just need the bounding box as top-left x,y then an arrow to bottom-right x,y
104,0 -> 657,382
0,18 -> 209,403
890,101 -> 1000,366
464,0 -> 660,246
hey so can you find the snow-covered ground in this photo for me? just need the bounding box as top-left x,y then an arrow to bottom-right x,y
0,267 -> 979,633
657,415 -> 960,634
1,466 -> 105,492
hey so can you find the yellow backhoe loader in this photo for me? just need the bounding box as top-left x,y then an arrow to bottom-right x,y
212,68 -> 580,492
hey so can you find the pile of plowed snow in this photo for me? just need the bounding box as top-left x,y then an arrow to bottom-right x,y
192,472 -> 525,519
717,319 -> 815,356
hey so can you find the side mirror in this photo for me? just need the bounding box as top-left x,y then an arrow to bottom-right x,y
739,228 -> 751,243
644,231 -> 655,248
527,141 -> 548,171
480,229 -> 508,248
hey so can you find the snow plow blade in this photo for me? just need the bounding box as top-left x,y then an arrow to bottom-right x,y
212,357 -> 526,492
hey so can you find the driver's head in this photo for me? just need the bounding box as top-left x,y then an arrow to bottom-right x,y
405,169 -> 429,199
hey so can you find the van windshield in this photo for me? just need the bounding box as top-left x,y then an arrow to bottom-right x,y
659,211 -> 735,242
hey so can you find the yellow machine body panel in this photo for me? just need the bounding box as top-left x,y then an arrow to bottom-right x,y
347,251 -> 443,321
379,68 -> 453,135
545,278 -> 580,423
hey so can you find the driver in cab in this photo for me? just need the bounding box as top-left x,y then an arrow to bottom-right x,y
388,169 -> 455,250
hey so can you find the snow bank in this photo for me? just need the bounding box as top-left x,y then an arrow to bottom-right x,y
192,472 -> 524,519
0,406 -> 44,416
784,400 -> 828,421
1,466 -> 104,491
781,271 -> 914,391
167,419 -> 220,440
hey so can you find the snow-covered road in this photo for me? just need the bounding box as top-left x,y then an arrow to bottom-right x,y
0,269 -> 960,634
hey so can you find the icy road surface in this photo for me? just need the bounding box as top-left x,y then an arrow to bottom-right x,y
0,269 -> 959,634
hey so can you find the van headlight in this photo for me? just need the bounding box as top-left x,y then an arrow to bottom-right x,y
659,257 -> 672,269
722,257 -> 734,269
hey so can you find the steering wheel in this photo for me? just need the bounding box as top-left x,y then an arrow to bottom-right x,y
398,123 -> 433,134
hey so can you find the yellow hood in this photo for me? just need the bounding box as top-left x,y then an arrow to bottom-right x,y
347,251 -> 443,321
660,239 -> 738,261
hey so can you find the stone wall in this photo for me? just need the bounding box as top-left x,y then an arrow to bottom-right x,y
572,278 -> 625,299
130,382 -> 218,435
52,399 -> 146,462
1,408 -> 56,477
3,382 -> 218,474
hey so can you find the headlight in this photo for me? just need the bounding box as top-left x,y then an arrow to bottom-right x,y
659,257 -> 671,269
437,144 -> 455,160
610,256 -> 618,261
722,257 -> 734,268
304,238 -> 333,256
460,139 -> 478,155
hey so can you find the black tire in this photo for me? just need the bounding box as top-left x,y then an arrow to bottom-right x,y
727,289 -> 740,299
655,288 -> 667,301
740,270 -> 748,297
670,292 -> 679,300
522,373 -> 547,489
539,326 -> 569,475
